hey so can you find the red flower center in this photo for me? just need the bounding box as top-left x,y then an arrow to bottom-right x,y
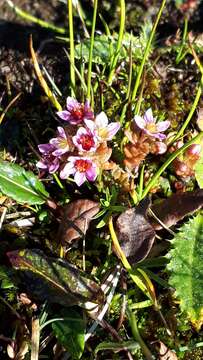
79,134 -> 95,151
75,159 -> 91,173
72,106 -> 84,120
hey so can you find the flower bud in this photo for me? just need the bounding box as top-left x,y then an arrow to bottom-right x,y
185,144 -> 201,157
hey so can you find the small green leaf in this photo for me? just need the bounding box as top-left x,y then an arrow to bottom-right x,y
0,161 -> 49,205
95,340 -> 140,354
7,249 -> 105,307
52,309 -> 85,359
167,214 -> 203,330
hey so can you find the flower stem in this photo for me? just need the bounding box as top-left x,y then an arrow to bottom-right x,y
108,0 -> 125,84
87,0 -> 98,101
127,307 -> 154,360
131,0 -> 166,103
68,0 -> 75,96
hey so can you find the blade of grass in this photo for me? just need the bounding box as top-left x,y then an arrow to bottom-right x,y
0,92 -> 22,125
87,0 -> 98,101
127,307 -> 154,360
141,131 -> 203,200
169,43 -> 203,145
64,48 -> 87,93
176,17 -> 188,64
131,0 -> 166,103
30,36 -> 62,111
6,0 -> 66,34
68,0 -> 75,95
108,0 -> 125,84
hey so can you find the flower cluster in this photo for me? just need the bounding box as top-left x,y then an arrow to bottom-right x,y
124,108 -> 170,171
37,97 -> 120,186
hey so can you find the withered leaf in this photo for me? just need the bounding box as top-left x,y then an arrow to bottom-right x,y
158,341 -> 178,360
116,198 -> 156,264
58,199 -> 100,244
150,189 -> 203,230
7,249 -> 104,307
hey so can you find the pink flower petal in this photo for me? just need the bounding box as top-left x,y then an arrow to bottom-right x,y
106,122 -> 120,140
38,143 -> 54,154
86,165 -> 97,182
95,112 -> 108,128
144,108 -> 154,123
36,160 -> 47,169
49,138 -> 59,147
134,115 -> 146,130
66,97 -> 79,111
57,126 -> 66,138
57,110 -> 70,121
49,161 -> 60,174
156,120 -> 170,132
74,171 -> 86,186
60,162 -> 75,179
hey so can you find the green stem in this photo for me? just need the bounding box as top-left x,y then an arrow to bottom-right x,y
127,307 -> 154,360
176,17 -> 188,64
6,0 -> 66,34
170,77 -> 203,144
108,0 -> 125,84
68,0 -> 75,95
87,0 -> 98,101
141,132 -> 203,200
131,0 -> 166,102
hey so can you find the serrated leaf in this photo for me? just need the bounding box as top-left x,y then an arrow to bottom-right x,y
0,161 -> 49,205
7,249 -> 104,307
167,214 -> 203,330
52,309 -> 85,359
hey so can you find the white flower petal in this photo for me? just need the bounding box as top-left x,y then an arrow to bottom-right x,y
95,112 -> 108,128
134,115 -> 146,130
74,171 -> 86,186
144,108 -> 154,123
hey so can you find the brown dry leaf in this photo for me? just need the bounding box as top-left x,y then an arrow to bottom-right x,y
150,189 -> 203,230
159,341 -> 178,360
58,199 -> 100,244
116,198 -> 156,264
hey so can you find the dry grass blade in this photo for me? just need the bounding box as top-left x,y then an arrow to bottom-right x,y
31,316 -> 40,360
0,92 -> 22,125
29,36 -> 62,111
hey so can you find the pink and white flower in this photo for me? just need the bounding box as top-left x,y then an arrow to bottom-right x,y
73,127 -> 97,152
134,108 -> 170,140
57,97 -> 94,125
37,143 -> 60,174
85,112 -> 120,142
60,156 -> 97,186
49,127 -> 70,156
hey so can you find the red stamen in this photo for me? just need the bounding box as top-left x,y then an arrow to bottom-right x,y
75,159 -> 91,173
79,134 -> 95,151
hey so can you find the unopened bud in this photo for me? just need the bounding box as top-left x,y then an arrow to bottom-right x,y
152,141 -> 167,155
185,144 -> 201,157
